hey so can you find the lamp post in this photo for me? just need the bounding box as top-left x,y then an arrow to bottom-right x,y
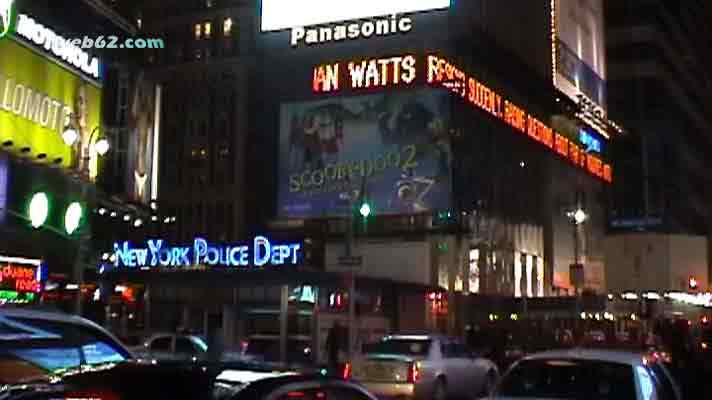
62,124 -> 111,316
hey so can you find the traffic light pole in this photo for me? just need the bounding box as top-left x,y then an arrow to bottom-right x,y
346,195 -> 357,361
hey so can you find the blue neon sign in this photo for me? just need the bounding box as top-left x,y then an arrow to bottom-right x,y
580,130 -> 602,153
113,236 -> 302,269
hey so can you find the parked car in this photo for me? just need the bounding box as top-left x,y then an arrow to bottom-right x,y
134,332 -> 244,364
349,333 -> 499,400
491,348 -> 682,400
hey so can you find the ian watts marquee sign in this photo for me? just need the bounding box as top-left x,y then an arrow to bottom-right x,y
312,54 -> 612,183
113,237 -> 302,269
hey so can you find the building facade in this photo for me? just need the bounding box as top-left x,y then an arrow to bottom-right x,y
101,0 -> 619,362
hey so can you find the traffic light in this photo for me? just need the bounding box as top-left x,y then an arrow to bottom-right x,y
359,202 -> 371,218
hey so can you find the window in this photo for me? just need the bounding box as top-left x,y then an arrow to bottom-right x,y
363,339 -> 431,357
0,317 -> 84,382
204,21 -> 212,39
497,359 -> 636,399
223,17 -> 233,36
150,336 -> 172,352
649,364 -> 677,400
194,23 -> 202,40
78,327 -> 130,366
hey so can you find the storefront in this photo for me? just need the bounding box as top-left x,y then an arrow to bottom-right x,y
0,0 -> 106,308
101,234 -> 436,364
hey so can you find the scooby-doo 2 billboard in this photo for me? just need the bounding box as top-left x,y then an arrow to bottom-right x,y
278,88 -> 452,218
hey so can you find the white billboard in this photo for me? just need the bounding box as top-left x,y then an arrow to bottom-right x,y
553,0 -> 606,111
261,0 -> 451,31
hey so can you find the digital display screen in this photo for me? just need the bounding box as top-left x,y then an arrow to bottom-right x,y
261,0 -> 451,31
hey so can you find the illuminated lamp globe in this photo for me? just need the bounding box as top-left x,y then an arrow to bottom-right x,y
62,128 -> 78,146
28,192 -> 50,229
64,202 -> 83,235
94,138 -> 110,156
573,209 -> 587,225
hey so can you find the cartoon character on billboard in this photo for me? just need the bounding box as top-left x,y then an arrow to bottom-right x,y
129,73 -> 154,203
394,168 -> 436,213
289,104 -> 347,170
0,0 -> 14,38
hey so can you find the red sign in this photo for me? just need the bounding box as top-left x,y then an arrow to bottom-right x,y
0,265 -> 41,293
311,54 -> 614,183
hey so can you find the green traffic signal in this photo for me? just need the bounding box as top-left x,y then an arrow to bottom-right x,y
359,202 -> 371,218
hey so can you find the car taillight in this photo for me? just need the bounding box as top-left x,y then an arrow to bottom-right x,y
342,362 -> 352,380
408,362 -> 421,384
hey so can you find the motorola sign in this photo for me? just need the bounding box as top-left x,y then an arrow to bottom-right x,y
261,0 -> 451,31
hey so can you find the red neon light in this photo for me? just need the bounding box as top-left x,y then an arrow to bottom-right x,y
0,265 -> 40,293
426,54 -> 613,183
311,54 -> 614,183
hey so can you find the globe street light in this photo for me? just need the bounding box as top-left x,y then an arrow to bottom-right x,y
573,208 -> 587,225
94,138 -> 110,156
62,128 -> 79,146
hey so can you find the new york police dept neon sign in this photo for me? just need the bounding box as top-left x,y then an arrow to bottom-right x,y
113,237 -> 302,269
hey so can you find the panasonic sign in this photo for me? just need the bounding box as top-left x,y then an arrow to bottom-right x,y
14,14 -> 101,80
262,0 -> 450,47
291,14 -> 412,47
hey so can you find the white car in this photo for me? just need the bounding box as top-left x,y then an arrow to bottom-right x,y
350,334 -> 499,400
136,332 -> 244,364
491,348 -> 682,400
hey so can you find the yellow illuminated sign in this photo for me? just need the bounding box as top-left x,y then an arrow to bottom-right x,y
0,36 -> 102,177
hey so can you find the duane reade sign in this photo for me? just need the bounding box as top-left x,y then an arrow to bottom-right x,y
261,0 -> 451,45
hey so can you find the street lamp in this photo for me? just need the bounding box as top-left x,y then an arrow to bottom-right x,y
62,128 -> 79,146
573,208 -> 587,225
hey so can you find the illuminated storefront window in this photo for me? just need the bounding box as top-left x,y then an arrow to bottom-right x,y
223,18 -> 233,36
468,249 -> 479,294
526,255 -> 533,298
514,253 -> 522,298
537,257 -> 545,297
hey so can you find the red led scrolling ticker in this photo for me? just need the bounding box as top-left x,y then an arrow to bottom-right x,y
0,264 -> 41,293
311,54 -> 613,183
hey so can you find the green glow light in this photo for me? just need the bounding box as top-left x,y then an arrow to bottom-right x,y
359,203 -> 371,218
64,202 -> 83,235
28,192 -> 49,228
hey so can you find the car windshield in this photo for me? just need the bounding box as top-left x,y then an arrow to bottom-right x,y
363,339 -> 431,356
497,358 -> 637,399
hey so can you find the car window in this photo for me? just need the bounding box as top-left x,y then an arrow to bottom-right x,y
176,337 -> 198,354
0,316 -> 82,382
497,359 -> 636,399
77,327 -> 129,366
440,341 -> 457,358
649,364 -> 677,400
150,336 -> 173,352
363,339 -> 431,357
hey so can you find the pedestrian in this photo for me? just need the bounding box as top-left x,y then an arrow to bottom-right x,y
326,321 -> 344,372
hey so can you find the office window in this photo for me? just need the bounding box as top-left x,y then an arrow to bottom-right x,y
204,22 -> 212,39
206,0 -> 213,8
223,18 -> 233,36
194,23 -> 202,40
